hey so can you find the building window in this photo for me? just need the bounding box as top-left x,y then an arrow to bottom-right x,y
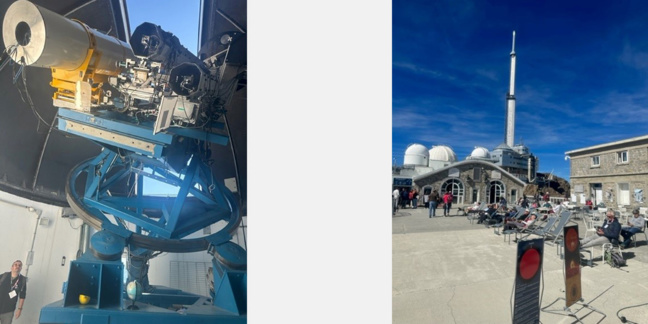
591,156 -> 600,167
617,151 -> 628,164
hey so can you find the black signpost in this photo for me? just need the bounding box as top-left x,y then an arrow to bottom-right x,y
513,238 -> 543,324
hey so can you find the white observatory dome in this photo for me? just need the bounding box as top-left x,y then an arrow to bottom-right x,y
470,146 -> 491,159
404,143 -> 429,166
429,145 -> 457,162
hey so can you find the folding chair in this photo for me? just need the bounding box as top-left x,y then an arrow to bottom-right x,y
502,217 -> 538,243
543,211 -> 573,246
518,215 -> 559,241
466,202 -> 487,224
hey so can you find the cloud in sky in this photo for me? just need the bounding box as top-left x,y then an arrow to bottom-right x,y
393,0 -> 648,180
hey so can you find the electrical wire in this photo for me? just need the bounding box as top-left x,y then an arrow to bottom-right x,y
11,54 -> 51,129
616,302 -> 648,323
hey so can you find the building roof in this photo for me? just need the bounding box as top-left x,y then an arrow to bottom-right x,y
494,142 -> 513,151
412,159 -> 526,186
565,134 -> 648,156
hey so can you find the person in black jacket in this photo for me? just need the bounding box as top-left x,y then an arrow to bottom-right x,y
580,210 -> 621,248
0,260 -> 26,324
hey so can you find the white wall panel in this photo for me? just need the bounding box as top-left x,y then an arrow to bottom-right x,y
0,191 -> 77,324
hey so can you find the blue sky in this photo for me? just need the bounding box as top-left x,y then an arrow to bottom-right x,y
126,1 -> 200,194
393,0 -> 648,180
127,1 -> 199,55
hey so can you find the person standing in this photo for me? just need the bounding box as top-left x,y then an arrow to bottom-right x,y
429,190 -> 440,218
412,189 -> 419,209
392,188 -> 400,215
408,189 -> 415,208
400,188 -> 408,209
443,191 -> 454,216
0,260 -> 26,324
423,191 -> 430,209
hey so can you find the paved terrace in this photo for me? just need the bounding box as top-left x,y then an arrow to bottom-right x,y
392,206 -> 648,324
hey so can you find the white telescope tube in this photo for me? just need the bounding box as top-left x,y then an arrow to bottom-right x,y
2,0 -> 134,73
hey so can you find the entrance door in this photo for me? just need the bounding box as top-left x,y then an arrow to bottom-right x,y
441,179 -> 465,205
488,181 -> 505,204
591,183 -> 602,206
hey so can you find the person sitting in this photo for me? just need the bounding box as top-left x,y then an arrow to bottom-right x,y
542,201 -> 552,208
499,197 -> 508,210
580,209 -> 621,249
458,201 -> 480,215
514,209 -> 531,221
620,208 -> 646,248
505,214 -> 537,231
477,204 -> 497,224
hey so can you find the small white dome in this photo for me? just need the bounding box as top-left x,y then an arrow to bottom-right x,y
470,146 -> 490,159
404,143 -> 429,166
429,145 -> 457,162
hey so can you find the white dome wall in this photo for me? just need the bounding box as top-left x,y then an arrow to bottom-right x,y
470,146 -> 491,159
404,144 -> 429,166
428,145 -> 457,165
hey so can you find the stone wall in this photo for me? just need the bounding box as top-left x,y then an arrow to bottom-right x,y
570,144 -> 648,210
413,161 -> 526,205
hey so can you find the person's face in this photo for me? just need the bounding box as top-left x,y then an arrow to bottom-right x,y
607,212 -> 615,220
11,262 -> 22,272
634,213 -> 640,218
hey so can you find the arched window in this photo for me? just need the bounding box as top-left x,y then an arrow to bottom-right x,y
488,181 -> 506,204
440,179 -> 465,204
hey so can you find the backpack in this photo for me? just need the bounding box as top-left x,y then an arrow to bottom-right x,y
604,247 -> 626,267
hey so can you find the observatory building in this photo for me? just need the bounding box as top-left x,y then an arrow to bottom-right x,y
392,31 -> 540,205
393,143 -> 527,205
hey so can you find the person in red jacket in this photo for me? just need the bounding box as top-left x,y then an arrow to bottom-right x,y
443,191 -> 454,216
543,192 -> 550,202
408,189 -> 415,208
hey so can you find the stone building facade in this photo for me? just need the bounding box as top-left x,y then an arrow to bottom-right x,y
412,160 -> 526,205
565,135 -> 648,210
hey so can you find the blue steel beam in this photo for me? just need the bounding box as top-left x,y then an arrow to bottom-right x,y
83,198 -> 172,237
164,157 -> 200,231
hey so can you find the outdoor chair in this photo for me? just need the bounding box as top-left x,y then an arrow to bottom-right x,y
630,222 -> 648,247
542,210 -> 573,246
518,215 -> 559,241
501,217 -> 538,243
466,202 -> 487,224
